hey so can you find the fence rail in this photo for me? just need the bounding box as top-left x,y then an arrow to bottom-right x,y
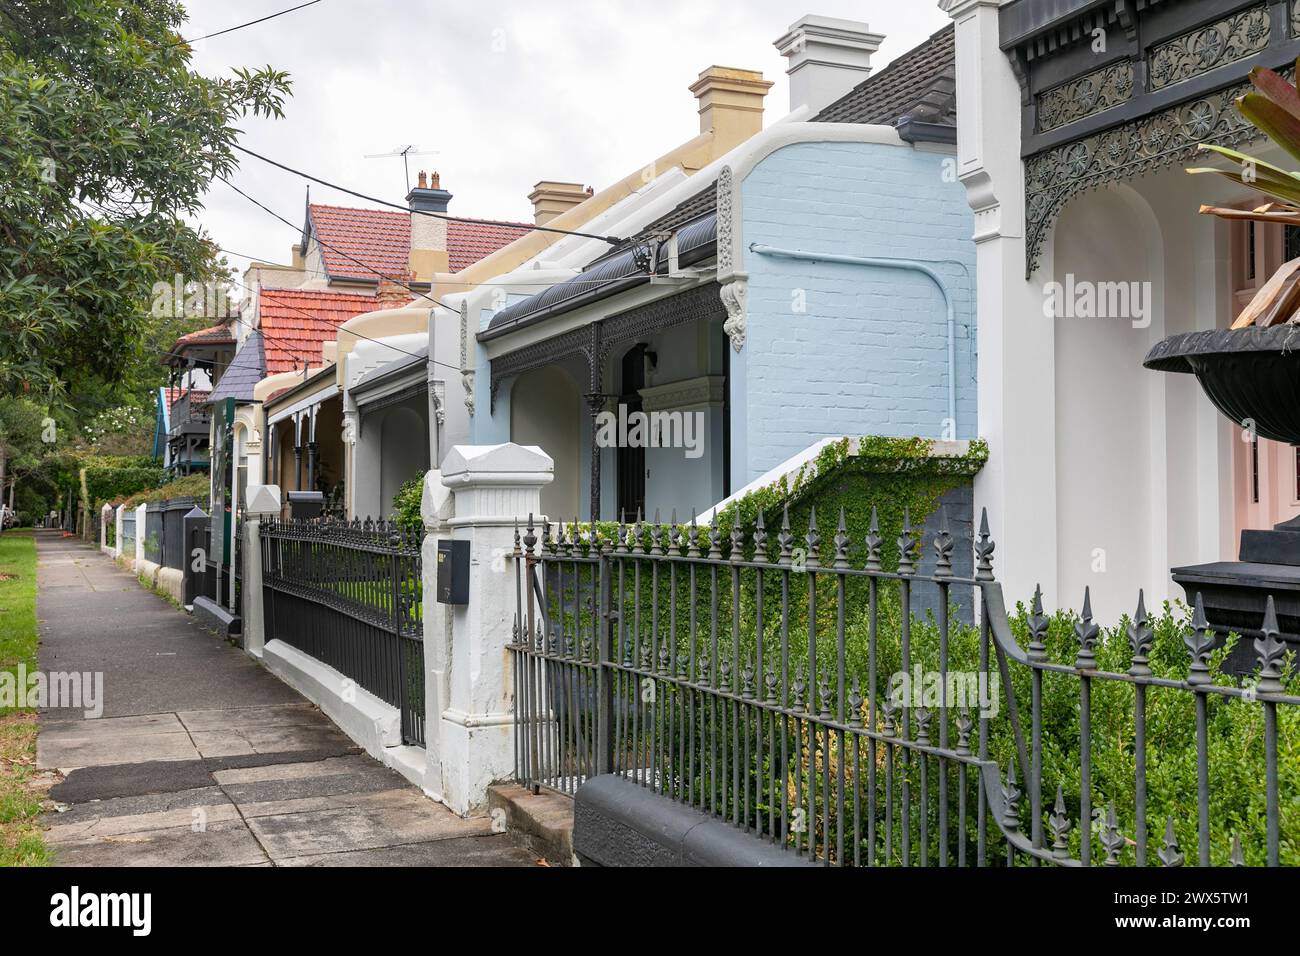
261,518 -> 425,746
510,508 -> 1299,867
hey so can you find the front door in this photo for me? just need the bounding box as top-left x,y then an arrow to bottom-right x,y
616,345 -> 647,522
1229,219 -> 1300,534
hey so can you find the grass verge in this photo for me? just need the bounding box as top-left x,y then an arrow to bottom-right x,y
0,530 -> 50,866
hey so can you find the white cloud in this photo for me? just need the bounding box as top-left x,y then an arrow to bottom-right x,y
183,0 -> 951,270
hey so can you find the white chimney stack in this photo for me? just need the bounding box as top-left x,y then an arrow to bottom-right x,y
774,15 -> 885,117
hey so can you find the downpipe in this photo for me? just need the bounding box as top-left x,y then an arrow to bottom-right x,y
749,243 -> 962,431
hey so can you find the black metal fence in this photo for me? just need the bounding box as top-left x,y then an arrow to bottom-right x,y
160,497 -> 194,571
261,518 -> 425,746
510,508 -> 1299,867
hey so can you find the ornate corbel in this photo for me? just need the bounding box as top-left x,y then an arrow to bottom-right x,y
459,300 -> 475,416
720,278 -> 747,352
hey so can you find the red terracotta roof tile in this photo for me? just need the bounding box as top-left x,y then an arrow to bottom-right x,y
307,202 -> 530,279
258,287 -> 389,375
446,218 -> 533,271
308,204 -> 412,283
171,321 -> 235,350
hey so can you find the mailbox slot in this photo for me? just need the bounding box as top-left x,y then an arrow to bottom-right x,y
436,539 -> 470,605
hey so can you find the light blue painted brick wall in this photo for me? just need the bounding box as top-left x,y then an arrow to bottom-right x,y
735,140 -> 976,485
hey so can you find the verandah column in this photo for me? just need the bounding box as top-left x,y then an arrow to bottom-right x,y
433,443 -> 554,815
944,0 -> 1059,608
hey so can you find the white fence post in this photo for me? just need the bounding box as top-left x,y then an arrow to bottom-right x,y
134,503 -> 147,570
241,485 -> 281,659
433,443 -> 553,815
420,468 -> 453,803
113,505 -> 124,560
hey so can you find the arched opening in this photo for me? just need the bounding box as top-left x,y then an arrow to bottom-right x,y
1051,185 -> 1163,617
379,404 -> 429,519
512,365 -> 581,520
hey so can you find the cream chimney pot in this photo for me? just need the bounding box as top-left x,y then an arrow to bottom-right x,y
688,66 -> 773,150
775,15 -> 884,116
529,181 -> 593,226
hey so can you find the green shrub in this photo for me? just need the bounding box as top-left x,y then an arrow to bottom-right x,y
392,472 -> 426,533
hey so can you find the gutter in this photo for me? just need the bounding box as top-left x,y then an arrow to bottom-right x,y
749,243 -> 963,429
478,237 -> 716,344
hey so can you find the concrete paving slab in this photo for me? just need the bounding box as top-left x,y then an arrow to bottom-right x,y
51,786 -> 230,824
277,834 -> 539,867
211,753 -> 378,786
176,702 -> 323,733
200,746 -> 361,773
216,766 -> 406,807
237,784 -> 439,819
52,819 -> 269,867
248,801 -> 491,860
37,729 -> 201,770
46,802 -> 242,844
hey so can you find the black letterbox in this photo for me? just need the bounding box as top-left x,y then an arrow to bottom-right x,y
286,490 -> 324,519
436,539 -> 470,605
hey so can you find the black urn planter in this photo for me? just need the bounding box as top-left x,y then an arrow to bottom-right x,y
1143,326 -> 1300,444
1145,326 -> 1300,674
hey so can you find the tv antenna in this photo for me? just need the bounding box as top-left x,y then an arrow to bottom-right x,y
363,145 -> 439,193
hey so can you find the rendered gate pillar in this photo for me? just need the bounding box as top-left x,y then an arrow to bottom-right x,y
240,485 -> 281,659
435,443 -> 553,816
420,468 -> 453,804
114,505 -> 124,560
134,503 -> 147,571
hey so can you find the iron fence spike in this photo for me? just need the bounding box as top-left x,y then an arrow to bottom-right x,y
1075,586 -> 1099,669
1027,584 -> 1049,663
1128,588 -> 1154,677
1256,594 -> 1286,693
1185,592 -> 1215,686
1158,816 -> 1184,867
1050,785 -> 1072,860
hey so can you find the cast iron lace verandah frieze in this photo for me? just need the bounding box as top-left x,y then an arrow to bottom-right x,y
1148,3 -> 1271,92
1024,78 -> 1262,276
486,283 -> 725,411
1038,60 -> 1134,133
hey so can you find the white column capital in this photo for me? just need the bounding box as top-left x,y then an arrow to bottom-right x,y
441,443 -> 554,527
939,0 -> 1007,19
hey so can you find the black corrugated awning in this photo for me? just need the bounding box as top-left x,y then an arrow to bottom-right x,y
480,212 -> 717,340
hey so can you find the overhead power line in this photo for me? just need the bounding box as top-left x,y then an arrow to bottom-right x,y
231,144 -> 622,246
182,0 -> 323,44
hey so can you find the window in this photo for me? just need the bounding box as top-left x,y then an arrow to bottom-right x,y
1248,222 -> 1257,279
1287,224 -> 1300,263
1251,435 -> 1260,504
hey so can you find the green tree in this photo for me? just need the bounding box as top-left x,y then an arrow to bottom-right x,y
0,397 -> 47,510
0,0 -> 291,403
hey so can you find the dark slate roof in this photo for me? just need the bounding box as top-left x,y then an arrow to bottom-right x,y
481,212 -> 717,338
814,24 -> 956,127
204,330 -> 266,405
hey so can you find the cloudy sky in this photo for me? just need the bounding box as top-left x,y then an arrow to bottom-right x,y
185,0 -> 951,271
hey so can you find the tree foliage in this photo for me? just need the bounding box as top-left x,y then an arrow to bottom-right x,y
0,0 -> 291,402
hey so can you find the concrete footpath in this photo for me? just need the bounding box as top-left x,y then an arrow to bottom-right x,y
34,532 -> 535,867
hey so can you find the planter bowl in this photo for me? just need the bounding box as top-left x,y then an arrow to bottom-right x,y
1144,326 -> 1300,445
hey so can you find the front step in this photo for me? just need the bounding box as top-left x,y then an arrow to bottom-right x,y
487,783 -> 574,866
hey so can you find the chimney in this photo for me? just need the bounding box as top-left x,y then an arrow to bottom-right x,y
406,170 -> 452,279
688,66 -> 773,150
529,181 -> 593,226
774,15 -> 884,116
